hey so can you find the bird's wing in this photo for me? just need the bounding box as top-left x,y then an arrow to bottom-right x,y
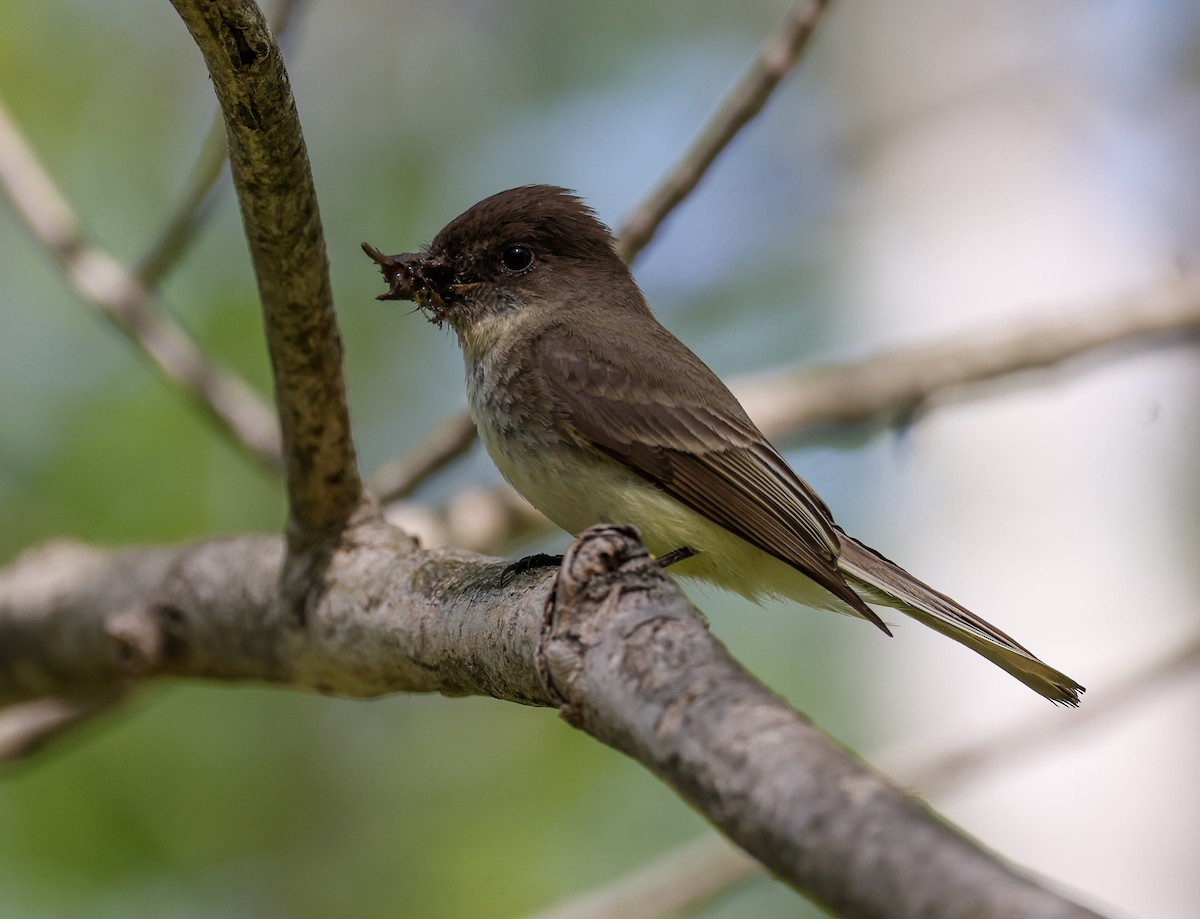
537,334 -> 886,629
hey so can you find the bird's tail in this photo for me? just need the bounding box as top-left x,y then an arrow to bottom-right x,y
836,533 -> 1083,705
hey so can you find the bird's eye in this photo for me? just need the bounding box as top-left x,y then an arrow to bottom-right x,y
500,245 -> 535,273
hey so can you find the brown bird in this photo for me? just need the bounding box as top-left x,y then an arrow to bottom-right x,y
365,185 -> 1083,705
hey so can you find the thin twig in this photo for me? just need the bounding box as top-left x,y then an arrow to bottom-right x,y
136,0 -> 307,286
524,835 -> 759,919
737,272 -> 1200,435
369,411 -> 478,503
0,93 -> 283,470
135,114 -> 231,286
616,0 -> 833,263
896,632 -> 1200,791
0,689 -> 132,763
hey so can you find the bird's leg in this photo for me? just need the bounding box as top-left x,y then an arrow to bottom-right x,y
499,552 -> 564,585
502,545 -> 694,586
656,546 -> 695,568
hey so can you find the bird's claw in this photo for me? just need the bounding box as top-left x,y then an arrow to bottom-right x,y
499,552 -> 564,586
656,546 -> 695,568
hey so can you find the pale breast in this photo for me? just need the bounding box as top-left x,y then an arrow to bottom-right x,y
465,346 -> 662,537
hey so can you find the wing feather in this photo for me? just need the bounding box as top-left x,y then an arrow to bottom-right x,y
538,336 -> 884,626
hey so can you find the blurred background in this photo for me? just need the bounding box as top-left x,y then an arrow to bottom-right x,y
2,0 -> 1198,916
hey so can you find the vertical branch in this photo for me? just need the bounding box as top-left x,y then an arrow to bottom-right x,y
170,0 -> 363,540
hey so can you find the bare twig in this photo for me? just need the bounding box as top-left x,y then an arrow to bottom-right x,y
0,525 -> 1105,919
388,274 -> 1200,551
0,93 -> 283,470
896,632 -> 1200,791
369,411 -> 478,503
616,0 -> 833,263
737,273 -> 1200,435
524,835 -> 760,919
385,484 -> 546,554
135,114 -> 230,286
171,0 -> 363,539
0,689 -> 132,763
136,0 -> 307,286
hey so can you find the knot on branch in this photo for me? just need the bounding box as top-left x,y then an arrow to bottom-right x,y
553,524 -> 652,608
106,606 -> 168,675
540,524 -> 675,723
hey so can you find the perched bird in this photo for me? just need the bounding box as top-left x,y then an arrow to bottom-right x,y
364,185 -> 1083,705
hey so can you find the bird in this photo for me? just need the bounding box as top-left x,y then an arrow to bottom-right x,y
364,184 -> 1083,705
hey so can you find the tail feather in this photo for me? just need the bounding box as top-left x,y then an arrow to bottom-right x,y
836,533 -> 1084,706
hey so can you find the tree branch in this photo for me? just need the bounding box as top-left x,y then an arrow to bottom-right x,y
136,0 -> 306,286
737,272 -> 1200,434
0,93 -> 283,471
0,524 -> 1104,919
895,630 -> 1200,792
170,0 -> 362,540
369,411 -> 479,503
0,4 -> 1163,914
545,529 -> 1102,919
135,112 -> 232,287
0,521 -> 544,707
615,0 -> 832,263
525,627 -> 1200,919
524,828 -> 759,919
0,689 -> 133,763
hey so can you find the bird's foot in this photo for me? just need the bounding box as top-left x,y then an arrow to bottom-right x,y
500,552 -> 564,586
656,546 -> 695,569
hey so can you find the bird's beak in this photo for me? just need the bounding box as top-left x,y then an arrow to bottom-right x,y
361,243 -> 454,322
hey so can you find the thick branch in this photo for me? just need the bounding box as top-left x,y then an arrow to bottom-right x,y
171,0 -> 361,537
0,93 -> 283,470
0,527 -> 545,707
0,525 -> 1103,918
0,524 -> 547,707
529,629 -> 1200,919
544,528 -> 1102,919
